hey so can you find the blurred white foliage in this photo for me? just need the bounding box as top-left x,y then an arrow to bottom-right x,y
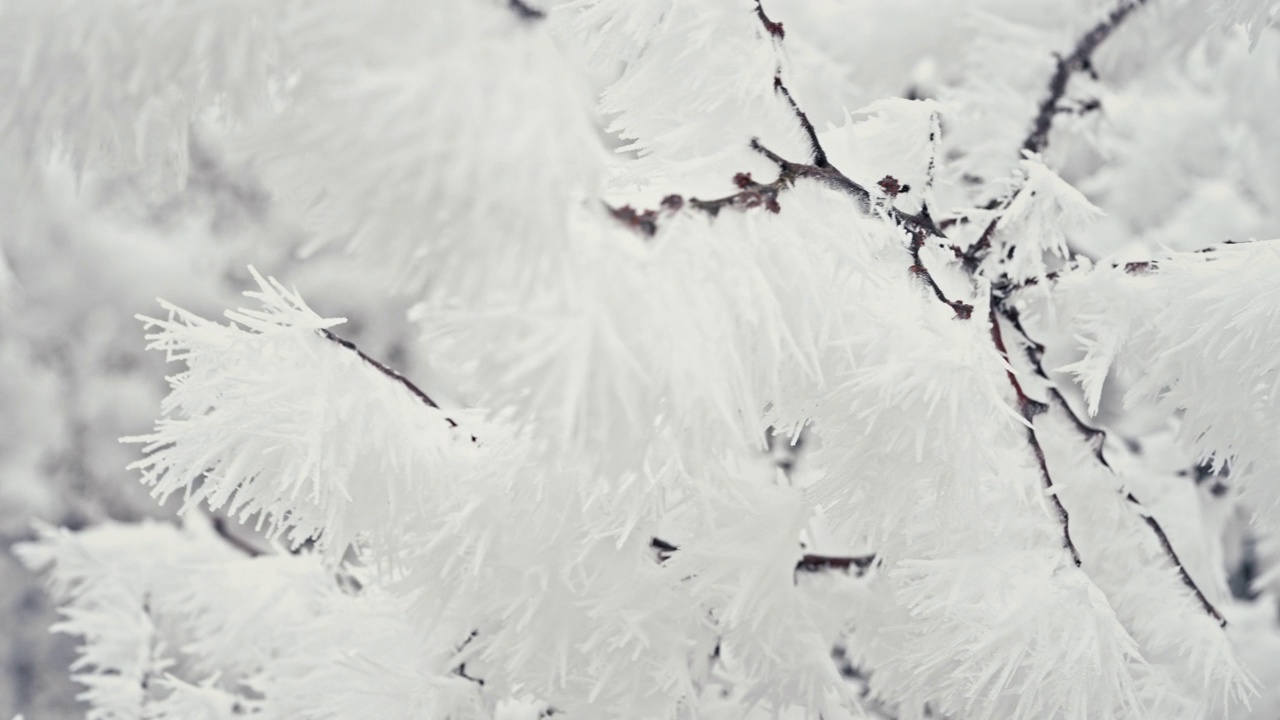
1211,0 -> 1280,46
0,0 -> 278,196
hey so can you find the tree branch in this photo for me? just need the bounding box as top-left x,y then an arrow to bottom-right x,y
650,537 -> 876,578
753,0 -> 785,40
1125,493 -> 1228,627
992,293 -> 1229,627
960,0 -> 1152,263
211,516 -> 264,557
795,553 -> 877,576
507,0 -> 545,21
1022,0 -> 1150,155
772,76 -> 828,168
603,169 -> 795,237
909,228 -> 974,319
317,332 -> 882,586
612,1 -> 949,260
992,299 -> 1110,465
690,171 -> 788,215
319,329 -> 458,427
452,629 -> 487,687
609,0 -> 1206,619
749,139 -> 972,319
989,303 -> 1082,567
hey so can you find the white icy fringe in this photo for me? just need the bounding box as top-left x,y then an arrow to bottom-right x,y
994,155 -> 1105,281
15,520 -> 867,719
556,0 -> 807,172
1056,241 -> 1280,518
938,7 -> 1065,187
124,269 -> 483,553
1210,0 -> 1280,47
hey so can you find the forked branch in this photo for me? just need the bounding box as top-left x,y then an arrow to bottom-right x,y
992,296 -> 1228,627
988,303 -> 1082,567
1023,0 -> 1151,155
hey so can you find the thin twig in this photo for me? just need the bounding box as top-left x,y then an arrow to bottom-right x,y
320,329 -> 458,427
211,516 -> 264,557
650,537 -> 679,562
452,629 -> 487,687
795,553 -> 877,575
989,304 -> 1082,567
603,171 -> 793,237
1022,0 -> 1150,155
993,295 -> 1228,626
605,203 -> 661,236
748,138 -> 973,319
507,0 -> 545,21
961,0 -> 1151,263
994,301 -> 1111,466
909,229 -> 975,319
1125,493 -> 1228,628
650,537 -> 876,577
753,0 -> 785,40
690,170 -> 790,215
773,76 -> 828,167
610,6 -> 946,248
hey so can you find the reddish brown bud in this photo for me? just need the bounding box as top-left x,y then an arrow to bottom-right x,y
878,175 -> 904,197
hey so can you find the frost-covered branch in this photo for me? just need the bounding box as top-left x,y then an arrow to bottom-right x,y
909,230 -> 975,319
749,137 -> 871,213
1022,0 -> 1152,155
988,304 -> 1082,567
320,329 -> 453,420
1124,493 -> 1229,627
210,516 -> 263,558
507,0 -> 545,21
608,0 -> 949,271
1056,240 -> 1280,514
604,169 -> 795,236
994,295 -> 1230,626
994,298 -> 1110,465
794,553 -> 877,577
772,76 -> 828,169
753,0 -> 785,41
957,0 -> 1151,267
650,537 -> 877,578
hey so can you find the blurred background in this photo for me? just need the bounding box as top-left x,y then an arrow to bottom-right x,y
0,136 -> 434,716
